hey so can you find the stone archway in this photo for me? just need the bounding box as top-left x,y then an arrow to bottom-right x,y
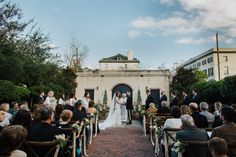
112,84 -> 132,97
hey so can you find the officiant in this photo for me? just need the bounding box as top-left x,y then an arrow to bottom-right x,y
120,93 -> 127,123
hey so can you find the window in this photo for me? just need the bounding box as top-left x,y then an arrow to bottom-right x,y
193,64 -> 196,68
223,56 -> 228,62
202,60 -> 207,65
125,64 -> 128,69
197,62 -> 201,67
207,57 -> 213,63
224,66 -> 229,75
203,69 -> 207,75
117,57 -> 122,60
208,67 -> 214,76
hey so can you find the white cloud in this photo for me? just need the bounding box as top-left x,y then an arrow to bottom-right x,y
128,30 -> 141,39
176,37 -> 207,45
129,0 -> 236,45
160,0 -> 175,6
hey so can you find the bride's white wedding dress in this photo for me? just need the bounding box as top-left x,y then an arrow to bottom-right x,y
99,95 -> 122,130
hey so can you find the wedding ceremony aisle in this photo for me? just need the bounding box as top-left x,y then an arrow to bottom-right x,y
87,121 -> 154,157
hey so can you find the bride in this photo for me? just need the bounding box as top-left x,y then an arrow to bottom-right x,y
99,91 -> 122,130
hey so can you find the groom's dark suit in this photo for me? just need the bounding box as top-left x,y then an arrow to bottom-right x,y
126,95 -> 133,124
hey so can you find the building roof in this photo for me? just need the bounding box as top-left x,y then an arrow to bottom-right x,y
99,53 -> 140,63
181,48 -> 236,67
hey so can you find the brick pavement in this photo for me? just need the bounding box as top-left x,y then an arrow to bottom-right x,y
86,121 -> 155,157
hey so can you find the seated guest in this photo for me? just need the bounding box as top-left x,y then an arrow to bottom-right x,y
189,103 -> 208,128
163,106 -> 182,145
176,115 -> 209,157
87,100 -> 100,134
157,101 -> 170,114
0,109 -> 5,132
214,102 -> 222,117
0,103 -> 12,121
28,106 -> 62,141
200,102 -> 214,123
64,99 -> 74,111
87,100 -> 97,114
8,101 -> 19,115
147,103 -> 157,113
27,106 -> 63,157
0,113 -> 10,127
57,110 -> 73,129
211,106 -> 236,157
180,105 -> 191,115
72,100 -> 86,122
54,104 -> 64,122
0,125 -> 27,157
208,137 -> 228,157
12,110 -> 32,131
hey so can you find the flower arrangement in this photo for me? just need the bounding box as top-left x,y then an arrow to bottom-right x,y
83,118 -> 90,125
171,141 -> 187,154
72,123 -> 80,132
155,126 -> 164,138
55,134 -> 68,148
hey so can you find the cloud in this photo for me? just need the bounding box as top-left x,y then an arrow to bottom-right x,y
176,37 -> 207,45
129,0 -> 236,44
160,0 -> 175,6
128,30 -> 141,39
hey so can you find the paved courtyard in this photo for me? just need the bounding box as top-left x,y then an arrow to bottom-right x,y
86,121 -> 155,157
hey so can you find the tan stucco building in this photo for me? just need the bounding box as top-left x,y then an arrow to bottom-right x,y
180,48 -> 236,81
75,51 -> 170,106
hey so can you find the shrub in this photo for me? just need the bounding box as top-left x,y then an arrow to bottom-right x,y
0,80 -> 17,102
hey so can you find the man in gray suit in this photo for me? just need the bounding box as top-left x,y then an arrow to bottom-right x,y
176,115 -> 209,157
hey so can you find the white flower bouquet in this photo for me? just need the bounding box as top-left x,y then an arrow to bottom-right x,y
55,134 -> 68,148
171,141 -> 187,154
72,123 -> 80,132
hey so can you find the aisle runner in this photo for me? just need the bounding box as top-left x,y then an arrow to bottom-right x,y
87,121 -> 154,157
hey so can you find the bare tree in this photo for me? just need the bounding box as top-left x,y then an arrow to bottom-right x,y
64,38 -> 89,70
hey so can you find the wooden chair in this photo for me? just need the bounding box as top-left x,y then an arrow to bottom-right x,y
179,140 -> 210,157
24,141 -> 59,157
93,114 -> 99,138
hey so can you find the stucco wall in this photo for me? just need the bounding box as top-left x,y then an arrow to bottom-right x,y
75,70 -> 170,106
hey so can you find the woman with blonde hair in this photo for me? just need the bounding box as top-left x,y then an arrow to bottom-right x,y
180,105 -> 191,115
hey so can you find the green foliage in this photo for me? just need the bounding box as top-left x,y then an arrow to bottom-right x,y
0,1 -> 78,102
137,89 -> 142,105
103,90 -> 108,104
15,86 -> 31,100
171,68 -> 197,93
0,80 -> 17,102
221,75 -> 236,104
193,69 -> 207,81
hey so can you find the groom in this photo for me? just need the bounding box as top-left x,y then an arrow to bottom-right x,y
126,91 -> 133,124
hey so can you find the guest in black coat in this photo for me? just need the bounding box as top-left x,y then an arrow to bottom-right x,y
71,100 -> 86,122
170,91 -> 178,108
159,89 -> 167,108
28,106 -> 63,157
191,89 -> 201,106
145,89 -> 154,110
176,115 -> 209,157
182,91 -> 190,106
126,91 -> 133,124
157,101 -> 170,114
189,103 -> 208,128
28,106 -> 62,141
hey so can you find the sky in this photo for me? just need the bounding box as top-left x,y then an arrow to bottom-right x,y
13,0 -> 236,69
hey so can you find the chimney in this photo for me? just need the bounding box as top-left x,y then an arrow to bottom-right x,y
127,50 -> 133,60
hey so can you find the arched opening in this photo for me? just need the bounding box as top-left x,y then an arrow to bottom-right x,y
112,84 -> 132,98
